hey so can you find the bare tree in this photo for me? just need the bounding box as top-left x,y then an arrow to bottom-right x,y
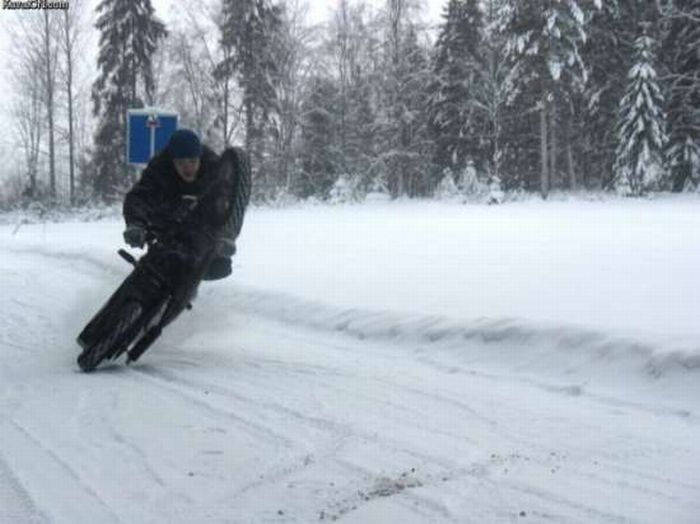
164,27 -> 220,140
8,14 -> 48,200
333,0 -> 352,157
180,2 -> 241,148
329,0 -> 382,175
273,0 -> 317,190
41,10 -> 60,199
58,0 -> 86,205
13,80 -> 44,199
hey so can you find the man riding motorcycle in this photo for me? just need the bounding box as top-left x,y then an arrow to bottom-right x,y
122,128 -> 250,282
75,129 -> 251,371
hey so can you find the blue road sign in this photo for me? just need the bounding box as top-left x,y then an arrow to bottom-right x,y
127,109 -> 178,165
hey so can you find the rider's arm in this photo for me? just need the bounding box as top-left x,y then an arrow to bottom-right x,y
123,163 -> 166,229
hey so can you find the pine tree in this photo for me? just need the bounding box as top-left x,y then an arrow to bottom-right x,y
378,23 -> 433,197
218,0 -> 282,197
91,0 -> 167,201
345,75 -> 378,189
331,2 -> 379,189
614,27 -> 668,196
298,76 -> 341,199
579,2 -> 628,189
581,2 -> 661,191
504,0 -> 593,197
268,3 -> 313,194
662,0 -> 700,191
470,0 -> 517,193
430,0 -> 484,176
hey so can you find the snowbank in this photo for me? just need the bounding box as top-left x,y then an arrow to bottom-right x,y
3,196 -> 699,408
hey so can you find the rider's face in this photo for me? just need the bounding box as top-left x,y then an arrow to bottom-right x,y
173,158 -> 200,183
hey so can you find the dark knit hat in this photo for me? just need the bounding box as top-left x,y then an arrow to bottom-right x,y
167,129 -> 202,159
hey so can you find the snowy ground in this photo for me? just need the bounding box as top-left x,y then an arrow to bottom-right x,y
1,197 -> 699,523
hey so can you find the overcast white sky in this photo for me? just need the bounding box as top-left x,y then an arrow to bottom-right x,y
0,0 -> 445,181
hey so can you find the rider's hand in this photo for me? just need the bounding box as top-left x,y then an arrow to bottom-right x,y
123,225 -> 147,248
215,237 -> 236,257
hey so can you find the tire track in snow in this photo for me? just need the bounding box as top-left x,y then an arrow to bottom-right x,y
130,358 -> 467,507
591,452 -> 700,496
134,350 -> 493,514
494,477 -> 633,524
127,364 -> 369,506
331,376 -> 699,512
106,423 -> 169,489
131,351 -> 700,523
5,419 -> 123,523
0,453 -> 46,523
129,365 -> 301,448
207,319 -> 700,522
136,354 -> 463,461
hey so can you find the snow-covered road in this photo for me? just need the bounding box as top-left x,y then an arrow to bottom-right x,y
1,200 -> 699,523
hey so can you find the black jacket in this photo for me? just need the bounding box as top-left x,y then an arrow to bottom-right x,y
123,145 -> 251,243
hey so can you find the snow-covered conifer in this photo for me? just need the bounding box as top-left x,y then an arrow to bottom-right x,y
435,168 -> 460,200
662,0 -> 700,191
298,76 -> 341,199
91,0 -> 167,201
430,0 -> 484,176
504,0 -> 595,196
579,2 -> 634,190
614,28 -> 668,195
329,2 -> 380,192
378,22 -> 433,198
217,0 -> 282,197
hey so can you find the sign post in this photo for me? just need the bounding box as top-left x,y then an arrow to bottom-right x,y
127,108 -> 178,166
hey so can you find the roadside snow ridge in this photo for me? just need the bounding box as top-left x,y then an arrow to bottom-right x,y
220,285 -> 700,380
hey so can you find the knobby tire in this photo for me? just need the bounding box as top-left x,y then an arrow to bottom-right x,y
77,301 -> 143,372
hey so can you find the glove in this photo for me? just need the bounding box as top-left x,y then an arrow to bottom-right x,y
215,237 -> 237,257
123,225 -> 147,248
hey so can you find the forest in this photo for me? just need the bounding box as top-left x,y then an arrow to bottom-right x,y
2,0 -> 699,208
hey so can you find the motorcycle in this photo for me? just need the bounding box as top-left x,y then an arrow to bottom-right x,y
76,226 -> 217,372
76,147 -> 250,372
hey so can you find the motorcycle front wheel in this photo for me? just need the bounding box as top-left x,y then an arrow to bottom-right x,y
77,301 -> 144,372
